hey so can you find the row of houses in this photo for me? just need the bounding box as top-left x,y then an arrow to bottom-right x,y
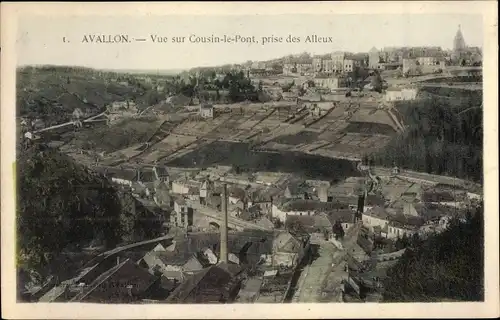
361,202 -> 465,240
369,46 -> 448,69
37,227 -> 310,304
94,165 -> 169,200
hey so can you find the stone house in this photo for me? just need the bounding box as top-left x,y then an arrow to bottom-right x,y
172,198 -> 194,229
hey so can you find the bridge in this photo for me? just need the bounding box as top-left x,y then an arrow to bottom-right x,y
25,111 -> 110,140
185,199 -> 272,232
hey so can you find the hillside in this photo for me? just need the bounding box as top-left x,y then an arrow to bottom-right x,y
16,66 -> 159,123
73,116 -> 165,153
383,204 -> 484,301
17,144 -> 165,279
367,92 -> 483,182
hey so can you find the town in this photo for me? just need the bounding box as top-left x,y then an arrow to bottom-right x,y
17,25 -> 483,304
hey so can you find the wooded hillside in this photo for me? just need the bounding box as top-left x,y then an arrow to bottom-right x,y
17,145 -> 165,277
368,93 -> 483,182
383,204 -> 484,301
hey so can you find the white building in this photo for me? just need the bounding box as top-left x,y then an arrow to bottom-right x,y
272,199 -> 353,223
283,63 -> 296,76
322,59 -> 335,73
361,207 -> 390,231
171,179 -> 200,195
385,87 -> 418,102
313,76 -> 346,91
199,104 -> 214,118
343,59 -> 354,73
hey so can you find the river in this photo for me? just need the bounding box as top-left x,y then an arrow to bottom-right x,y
166,141 -> 361,181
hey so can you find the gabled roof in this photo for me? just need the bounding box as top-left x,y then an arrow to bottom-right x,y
256,217 -> 274,229
38,284 -> 69,302
183,253 -> 212,273
71,259 -> 157,302
229,186 -> 246,200
285,182 -> 307,196
174,197 -> 187,206
422,191 -> 455,203
389,214 -> 424,228
273,232 -> 302,253
325,209 -> 355,224
364,206 -> 390,220
313,212 -> 334,229
413,203 -> 447,221
155,166 -> 169,177
365,194 -> 386,206
166,265 -> 238,303
280,199 -> 352,212
217,261 -> 242,277
138,168 -> 156,183
285,215 -> 316,229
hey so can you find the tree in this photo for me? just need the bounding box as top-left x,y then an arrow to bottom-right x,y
258,81 -> 263,92
282,81 -> 294,93
332,220 -> 345,240
287,219 -> 307,235
409,233 -> 422,248
370,72 -> 383,93
273,218 -> 283,229
395,234 -> 410,250
144,89 -> 162,106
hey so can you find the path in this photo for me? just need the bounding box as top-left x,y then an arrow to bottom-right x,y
292,239 -> 337,302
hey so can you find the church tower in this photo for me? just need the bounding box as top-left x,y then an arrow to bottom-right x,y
453,24 -> 467,52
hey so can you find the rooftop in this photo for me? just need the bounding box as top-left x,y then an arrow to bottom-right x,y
364,206 -> 391,220
389,214 -> 425,229
158,231 -> 275,267
166,264 -> 240,303
280,199 -> 354,212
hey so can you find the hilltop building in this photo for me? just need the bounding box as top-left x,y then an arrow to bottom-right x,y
368,47 -> 382,69
199,104 -> 214,118
451,25 -> 481,65
313,75 -> 347,91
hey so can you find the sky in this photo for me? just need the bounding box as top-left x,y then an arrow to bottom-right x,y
16,14 -> 483,70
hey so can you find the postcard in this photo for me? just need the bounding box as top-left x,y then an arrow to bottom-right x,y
1,1 -> 498,319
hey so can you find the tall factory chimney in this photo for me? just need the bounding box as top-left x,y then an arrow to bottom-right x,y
220,183 -> 229,263
355,188 -> 367,222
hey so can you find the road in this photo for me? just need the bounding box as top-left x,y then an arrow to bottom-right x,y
293,223 -> 362,303
185,199 -> 272,231
292,239 -> 338,302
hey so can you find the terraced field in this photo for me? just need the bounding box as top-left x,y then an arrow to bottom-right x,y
63,99 -> 401,169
